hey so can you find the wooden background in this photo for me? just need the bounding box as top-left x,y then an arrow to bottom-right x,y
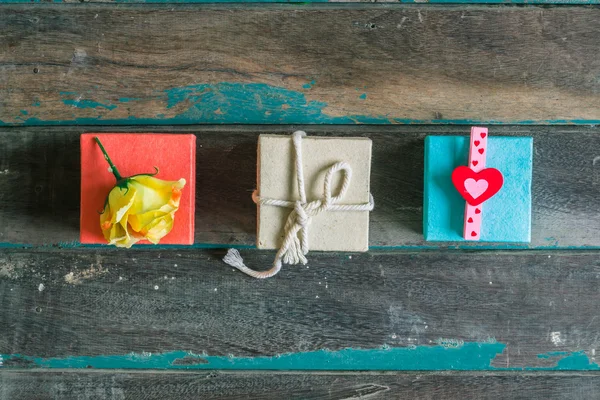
1,2 -> 600,400
2,6 -> 600,126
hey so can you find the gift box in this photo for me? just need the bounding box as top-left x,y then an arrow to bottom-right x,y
80,133 -> 196,245
423,135 -> 533,243
257,134 -> 372,252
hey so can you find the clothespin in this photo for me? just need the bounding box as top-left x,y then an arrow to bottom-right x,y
451,127 -> 504,240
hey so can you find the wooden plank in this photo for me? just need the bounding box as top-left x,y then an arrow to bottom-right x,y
2,371 -> 600,400
2,0 -> 600,3
2,5 -> 600,125
0,125 -> 598,249
2,248 -> 600,370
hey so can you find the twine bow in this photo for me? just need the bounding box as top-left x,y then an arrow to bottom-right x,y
223,131 -> 374,279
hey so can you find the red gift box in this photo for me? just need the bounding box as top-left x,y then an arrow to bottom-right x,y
80,133 -> 196,245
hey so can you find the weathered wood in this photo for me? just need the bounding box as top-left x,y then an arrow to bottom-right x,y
0,125 -> 598,248
2,6 -> 600,125
2,370 -> 600,400
2,248 -> 600,370
2,0 -> 599,3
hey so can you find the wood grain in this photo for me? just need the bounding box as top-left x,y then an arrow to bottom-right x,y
2,0 -> 599,3
2,371 -> 600,400
2,248 -> 600,369
2,6 -> 600,125
0,125 -> 598,248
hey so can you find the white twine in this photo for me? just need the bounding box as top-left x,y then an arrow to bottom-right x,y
223,131 -> 374,279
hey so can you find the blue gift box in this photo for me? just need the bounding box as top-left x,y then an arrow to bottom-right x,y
423,136 -> 533,243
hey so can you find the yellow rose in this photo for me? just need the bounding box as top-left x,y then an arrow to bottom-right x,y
95,137 -> 186,248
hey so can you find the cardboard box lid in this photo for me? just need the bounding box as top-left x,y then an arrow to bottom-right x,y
257,134 -> 372,252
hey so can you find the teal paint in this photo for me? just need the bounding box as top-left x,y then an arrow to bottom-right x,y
0,242 -> 33,249
118,97 -> 142,103
538,351 -> 570,359
3,345 -> 600,371
114,0 -> 329,3
32,101 -> 41,107
20,110 -> 28,115
302,80 -> 316,89
160,82 -> 377,124
359,93 -> 367,100
62,99 -> 117,111
2,343 -> 506,370
2,82 -> 600,126
3,115 -> 598,126
2,114 -> 600,127
532,351 -> 600,370
549,352 -> 600,370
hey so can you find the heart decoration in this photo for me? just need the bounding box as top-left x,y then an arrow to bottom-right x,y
451,166 -> 503,206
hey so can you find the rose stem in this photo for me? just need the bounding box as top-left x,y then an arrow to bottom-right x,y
94,137 -> 123,181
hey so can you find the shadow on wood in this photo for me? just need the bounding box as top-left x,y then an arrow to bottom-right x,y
1,131 -> 80,238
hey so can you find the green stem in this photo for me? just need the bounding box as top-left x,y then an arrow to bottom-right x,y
94,137 -> 123,181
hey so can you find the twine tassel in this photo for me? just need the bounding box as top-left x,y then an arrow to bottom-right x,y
223,248 -> 282,279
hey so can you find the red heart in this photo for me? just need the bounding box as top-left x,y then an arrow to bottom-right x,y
478,148 -> 484,154
451,166 -> 504,206
481,132 -> 487,138
471,231 -> 477,237
474,140 -> 480,147
472,161 -> 478,166
475,208 -> 481,214
467,217 -> 473,223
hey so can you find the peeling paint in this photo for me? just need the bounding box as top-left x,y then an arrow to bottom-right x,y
302,80 -> 316,89
534,351 -> 600,370
2,344 -> 600,370
2,343 -> 505,370
160,82 -> 371,124
2,82 -> 600,126
61,92 -> 117,111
